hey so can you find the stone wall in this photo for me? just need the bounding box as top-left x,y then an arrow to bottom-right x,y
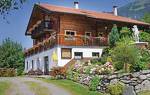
71,70 -> 150,95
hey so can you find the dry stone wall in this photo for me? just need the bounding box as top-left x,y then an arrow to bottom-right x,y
72,70 -> 150,94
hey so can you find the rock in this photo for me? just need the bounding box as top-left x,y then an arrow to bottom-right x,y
135,80 -> 150,93
146,74 -> 150,78
97,86 -> 101,90
121,80 -> 132,84
138,75 -> 147,80
121,76 -> 131,80
129,81 -> 138,86
123,86 -> 136,95
132,72 -> 140,78
140,70 -> 150,74
108,75 -> 117,79
131,78 -> 138,81
110,79 -> 118,84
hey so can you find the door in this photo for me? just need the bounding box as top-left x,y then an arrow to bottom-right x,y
44,56 -> 49,75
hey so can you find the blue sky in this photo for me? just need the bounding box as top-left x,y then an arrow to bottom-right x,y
0,0 -> 132,49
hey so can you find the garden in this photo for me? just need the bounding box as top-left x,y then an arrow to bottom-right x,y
51,24 -> 150,95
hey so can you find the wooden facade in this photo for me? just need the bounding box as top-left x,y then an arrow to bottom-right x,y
24,4 -> 150,57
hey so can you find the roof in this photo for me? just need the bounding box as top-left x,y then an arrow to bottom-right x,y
38,3 -> 149,26
26,3 -> 150,35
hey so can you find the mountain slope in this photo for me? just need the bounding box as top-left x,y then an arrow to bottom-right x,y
118,0 -> 150,20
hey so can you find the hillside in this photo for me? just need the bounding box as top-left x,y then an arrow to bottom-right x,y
118,0 -> 150,20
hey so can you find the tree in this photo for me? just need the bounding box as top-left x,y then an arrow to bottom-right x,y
0,38 -> 24,75
0,0 -> 26,18
120,27 -> 132,38
108,24 -> 120,47
111,37 -> 140,72
141,13 -> 150,24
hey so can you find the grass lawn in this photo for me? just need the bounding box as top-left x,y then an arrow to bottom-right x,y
41,79 -> 108,95
0,81 -> 11,95
138,91 -> 150,95
25,81 -> 52,95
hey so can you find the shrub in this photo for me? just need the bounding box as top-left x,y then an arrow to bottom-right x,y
107,82 -> 124,95
73,72 -> 79,82
91,59 -> 102,65
139,32 -> 150,43
89,76 -> 100,91
0,68 -> 16,77
50,67 -> 66,79
84,66 -> 92,74
66,68 -> 73,80
120,27 -> 132,38
101,47 -> 111,64
111,37 -> 140,72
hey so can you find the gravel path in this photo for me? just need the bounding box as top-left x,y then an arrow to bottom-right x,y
0,77 -> 72,95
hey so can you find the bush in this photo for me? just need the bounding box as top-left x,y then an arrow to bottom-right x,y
89,76 -> 100,91
107,82 -> 124,95
73,72 -> 79,82
101,47 -> 111,64
0,68 -> 16,77
111,37 -> 140,72
84,66 -> 92,74
50,67 -> 66,79
91,59 -> 102,65
66,68 -> 73,80
120,27 -> 132,38
139,32 -> 150,43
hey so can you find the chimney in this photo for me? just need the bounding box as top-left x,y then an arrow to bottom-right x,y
74,2 -> 79,9
113,6 -> 118,16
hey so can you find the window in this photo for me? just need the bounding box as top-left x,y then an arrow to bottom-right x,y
32,60 -> 34,69
65,30 -> 76,40
61,48 -> 72,59
85,32 -> 91,37
74,52 -> 83,59
26,61 -> 28,70
44,21 -> 52,29
92,52 -> 99,58
65,30 -> 76,36
45,21 -> 49,28
37,58 -> 40,69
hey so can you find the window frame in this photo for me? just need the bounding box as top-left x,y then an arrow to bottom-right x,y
85,32 -> 92,37
61,48 -> 72,59
74,52 -> 83,59
92,52 -> 100,58
65,30 -> 76,36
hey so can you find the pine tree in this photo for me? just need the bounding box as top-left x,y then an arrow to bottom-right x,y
0,38 -> 24,75
108,24 -> 120,47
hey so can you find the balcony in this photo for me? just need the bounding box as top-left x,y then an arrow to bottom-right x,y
58,35 -> 108,46
25,34 -> 108,57
31,20 -> 57,39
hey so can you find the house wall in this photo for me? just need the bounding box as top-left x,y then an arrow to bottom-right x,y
24,47 -> 58,73
57,46 -> 104,67
58,14 -> 110,46
24,46 -> 104,73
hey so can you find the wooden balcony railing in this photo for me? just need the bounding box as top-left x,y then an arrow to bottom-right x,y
31,20 -> 57,39
57,34 -> 108,46
25,34 -> 108,57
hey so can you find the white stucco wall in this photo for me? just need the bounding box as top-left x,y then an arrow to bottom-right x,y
24,47 -> 58,73
24,46 -> 104,73
57,46 -> 104,67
